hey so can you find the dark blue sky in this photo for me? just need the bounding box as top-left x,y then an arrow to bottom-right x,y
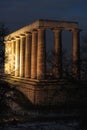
0,0 -> 87,53
0,0 -> 87,34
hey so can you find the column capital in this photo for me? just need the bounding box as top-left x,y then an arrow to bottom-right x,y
24,31 -> 32,35
37,27 -> 45,31
15,36 -> 20,39
52,28 -> 62,33
5,40 -> 11,43
71,28 -> 81,32
11,37 -> 15,40
20,34 -> 26,38
32,29 -> 38,33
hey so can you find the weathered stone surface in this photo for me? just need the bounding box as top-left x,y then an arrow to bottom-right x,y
31,30 -> 37,79
15,37 -> 20,77
37,28 -> 46,79
11,40 -> 15,76
3,77 -> 81,106
25,32 -> 32,78
20,35 -> 25,77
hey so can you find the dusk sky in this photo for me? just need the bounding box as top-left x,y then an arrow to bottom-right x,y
0,0 -> 87,32
0,0 -> 87,51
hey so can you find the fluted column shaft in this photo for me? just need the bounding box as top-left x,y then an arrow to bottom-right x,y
4,41 -> 7,74
53,29 -> 62,78
8,41 -> 11,74
15,37 -> 20,77
37,28 -> 46,80
72,29 -> 80,79
31,30 -> 37,79
20,35 -> 25,77
11,39 -> 15,75
5,41 -> 10,74
25,32 -> 32,78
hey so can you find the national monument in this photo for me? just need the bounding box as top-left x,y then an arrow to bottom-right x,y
4,19 -> 80,106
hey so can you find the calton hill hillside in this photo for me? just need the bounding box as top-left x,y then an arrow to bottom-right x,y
0,22 -> 87,129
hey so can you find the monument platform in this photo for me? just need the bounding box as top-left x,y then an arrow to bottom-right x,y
2,76 -> 83,107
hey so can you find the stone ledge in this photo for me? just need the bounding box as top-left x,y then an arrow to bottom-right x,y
5,19 -> 79,40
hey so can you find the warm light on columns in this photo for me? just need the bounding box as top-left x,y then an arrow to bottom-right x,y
31,30 -> 37,79
37,28 -> 46,80
11,39 -> 15,75
25,32 -> 32,78
20,34 -> 25,77
5,40 -> 12,74
4,40 -> 9,74
15,36 -> 20,77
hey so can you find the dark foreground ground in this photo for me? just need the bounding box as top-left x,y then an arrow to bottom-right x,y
0,79 -> 87,129
0,115 -> 87,130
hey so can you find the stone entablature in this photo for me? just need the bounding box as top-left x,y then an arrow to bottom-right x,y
4,19 -> 80,80
5,19 -> 78,40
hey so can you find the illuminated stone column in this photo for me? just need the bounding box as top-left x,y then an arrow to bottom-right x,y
5,40 -> 10,74
31,30 -> 37,79
37,28 -> 46,80
15,37 -> 20,77
7,40 -> 11,74
72,29 -> 80,79
20,35 -> 25,77
25,32 -> 32,78
4,41 -> 7,74
53,29 -> 62,78
11,39 -> 15,76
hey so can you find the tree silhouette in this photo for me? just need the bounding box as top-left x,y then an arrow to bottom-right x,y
0,22 -> 9,73
46,49 -> 72,79
81,34 -> 87,79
